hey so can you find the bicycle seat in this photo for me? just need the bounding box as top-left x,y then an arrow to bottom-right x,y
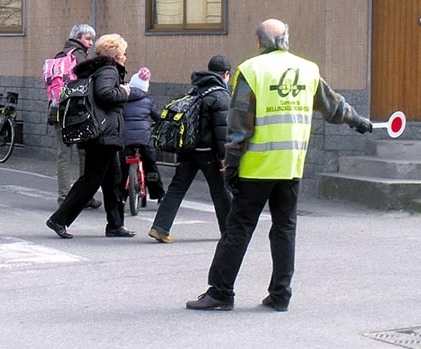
5,92 -> 19,111
6,92 -> 18,106
3,92 -> 18,112
125,149 -> 141,164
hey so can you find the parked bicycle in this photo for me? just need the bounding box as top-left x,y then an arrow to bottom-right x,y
0,92 -> 19,163
125,147 -> 147,216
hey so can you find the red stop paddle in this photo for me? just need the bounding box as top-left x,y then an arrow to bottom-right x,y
372,111 -> 406,138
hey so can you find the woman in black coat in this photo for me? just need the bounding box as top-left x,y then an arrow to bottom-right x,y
46,33 -> 135,239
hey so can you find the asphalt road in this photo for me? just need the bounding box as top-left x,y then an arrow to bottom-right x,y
0,156 -> 420,349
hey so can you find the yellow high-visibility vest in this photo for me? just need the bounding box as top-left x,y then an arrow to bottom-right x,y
236,50 -> 320,179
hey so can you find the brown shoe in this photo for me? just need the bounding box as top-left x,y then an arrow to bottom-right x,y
85,198 -> 102,209
148,228 -> 173,243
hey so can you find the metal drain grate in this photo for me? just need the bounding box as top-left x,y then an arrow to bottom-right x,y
363,326 -> 421,349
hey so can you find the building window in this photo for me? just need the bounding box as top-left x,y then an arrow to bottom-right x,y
146,0 -> 227,34
0,0 -> 24,35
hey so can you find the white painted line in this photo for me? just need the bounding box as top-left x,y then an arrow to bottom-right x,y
0,168 -> 103,195
173,220 -> 207,225
0,167 -> 56,180
181,200 -> 217,212
0,185 -> 56,199
0,237 -> 88,269
181,199 -> 271,219
0,167 -> 270,218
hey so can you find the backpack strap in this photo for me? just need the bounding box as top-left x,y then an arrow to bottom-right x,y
200,85 -> 226,97
54,47 -> 78,59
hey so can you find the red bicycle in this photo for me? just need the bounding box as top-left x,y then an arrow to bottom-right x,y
125,148 -> 147,216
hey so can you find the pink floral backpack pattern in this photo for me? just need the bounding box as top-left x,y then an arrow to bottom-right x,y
42,48 -> 77,107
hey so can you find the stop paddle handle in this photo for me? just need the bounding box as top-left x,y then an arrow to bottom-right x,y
372,111 -> 406,138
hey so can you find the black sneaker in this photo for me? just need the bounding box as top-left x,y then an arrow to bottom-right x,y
46,218 -> 73,239
261,295 -> 289,312
186,293 -> 233,311
105,226 -> 136,238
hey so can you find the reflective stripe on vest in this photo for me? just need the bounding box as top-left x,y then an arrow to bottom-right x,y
237,51 -> 320,179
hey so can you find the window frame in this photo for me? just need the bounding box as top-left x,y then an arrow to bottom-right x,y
0,0 -> 25,36
145,0 -> 228,35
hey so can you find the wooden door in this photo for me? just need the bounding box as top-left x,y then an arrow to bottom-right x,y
371,0 -> 421,121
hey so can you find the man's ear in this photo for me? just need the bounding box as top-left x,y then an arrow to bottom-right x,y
256,37 -> 262,50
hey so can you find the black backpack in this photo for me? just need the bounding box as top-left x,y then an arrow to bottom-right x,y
152,86 -> 225,154
58,77 -> 104,145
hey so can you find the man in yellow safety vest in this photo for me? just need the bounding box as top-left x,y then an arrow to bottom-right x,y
186,18 -> 372,311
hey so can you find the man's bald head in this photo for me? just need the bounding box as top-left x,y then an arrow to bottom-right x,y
256,18 -> 289,51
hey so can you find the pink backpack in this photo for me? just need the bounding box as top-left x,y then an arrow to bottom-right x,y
42,48 -> 78,106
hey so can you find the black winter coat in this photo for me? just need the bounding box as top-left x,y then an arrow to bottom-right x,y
123,87 -> 160,147
73,55 -> 128,150
190,71 -> 231,159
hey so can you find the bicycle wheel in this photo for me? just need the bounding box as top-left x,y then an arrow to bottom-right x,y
128,163 -> 140,216
0,118 -> 15,163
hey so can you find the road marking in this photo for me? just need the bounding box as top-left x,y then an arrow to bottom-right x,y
0,185 -> 56,199
0,167 -> 270,218
0,167 -> 55,179
181,199 -> 271,219
181,200 -> 217,212
0,237 -> 88,269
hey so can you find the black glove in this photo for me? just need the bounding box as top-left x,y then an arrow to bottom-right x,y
354,117 -> 373,134
224,167 -> 240,195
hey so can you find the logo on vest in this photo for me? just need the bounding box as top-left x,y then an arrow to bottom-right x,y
269,68 -> 306,97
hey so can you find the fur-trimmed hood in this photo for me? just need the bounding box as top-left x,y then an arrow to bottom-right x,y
73,55 -> 128,150
73,55 -> 126,79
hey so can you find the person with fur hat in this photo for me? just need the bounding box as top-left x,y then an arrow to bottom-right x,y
120,67 -> 165,206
